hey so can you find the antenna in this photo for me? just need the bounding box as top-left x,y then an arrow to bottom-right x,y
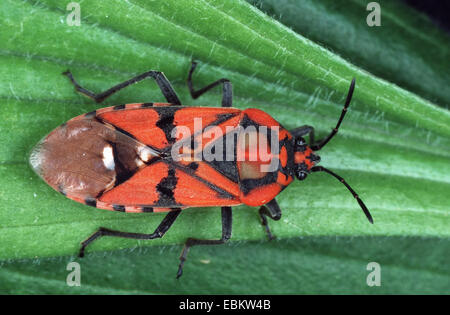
311,165 -> 373,224
311,78 -> 356,151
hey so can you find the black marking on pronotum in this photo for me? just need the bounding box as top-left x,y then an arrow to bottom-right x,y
156,167 -> 179,206
85,197 -> 97,207
282,137 -> 296,175
141,206 -> 154,213
113,204 -> 126,212
240,171 -> 279,196
141,103 -> 154,108
113,104 -> 126,111
156,107 -> 179,145
239,113 -> 253,129
277,163 -> 290,180
204,131 -> 239,183
239,114 -> 287,180
241,114 -> 279,157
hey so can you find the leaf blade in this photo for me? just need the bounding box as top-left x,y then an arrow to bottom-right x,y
0,0 -> 448,267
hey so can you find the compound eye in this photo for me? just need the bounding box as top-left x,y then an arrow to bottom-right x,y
295,170 -> 308,181
295,137 -> 306,147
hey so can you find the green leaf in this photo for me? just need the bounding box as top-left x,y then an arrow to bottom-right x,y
0,0 -> 449,293
248,0 -> 450,108
1,236 -> 448,294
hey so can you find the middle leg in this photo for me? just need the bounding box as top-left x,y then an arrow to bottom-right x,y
187,61 -> 233,107
177,206 -> 232,278
290,125 -> 315,146
290,78 -> 356,151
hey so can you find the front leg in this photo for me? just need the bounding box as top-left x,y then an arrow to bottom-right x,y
290,125 -> 315,146
292,78 -> 356,151
258,199 -> 282,240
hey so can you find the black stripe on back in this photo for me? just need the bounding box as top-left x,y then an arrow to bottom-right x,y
155,167 -> 179,207
203,130 -> 239,183
155,107 -> 180,145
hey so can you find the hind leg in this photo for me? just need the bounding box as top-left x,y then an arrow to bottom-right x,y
79,209 -> 182,257
63,70 -> 182,104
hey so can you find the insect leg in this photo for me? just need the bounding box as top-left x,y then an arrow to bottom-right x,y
258,199 -> 282,240
63,70 -> 182,104
177,206 -> 232,279
290,125 -> 315,145
187,61 -> 232,107
78,209 -> 182,257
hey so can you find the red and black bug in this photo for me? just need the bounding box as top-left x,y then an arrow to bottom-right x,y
30,61 -> 373,278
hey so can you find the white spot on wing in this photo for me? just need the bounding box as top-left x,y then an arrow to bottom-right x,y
135,158 -> 144,167
138,145 -> 157,162
102,145 -> 115,170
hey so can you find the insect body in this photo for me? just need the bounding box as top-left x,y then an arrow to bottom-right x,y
30,61 -> 373,278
